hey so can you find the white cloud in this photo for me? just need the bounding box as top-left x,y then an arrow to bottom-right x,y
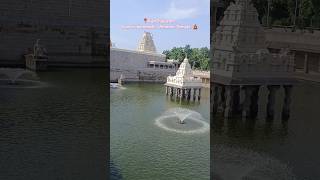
162,2 -> 198,20
161,0 -> 209,20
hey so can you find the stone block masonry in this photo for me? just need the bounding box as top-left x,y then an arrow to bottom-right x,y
211,0 -> 297,121
110,48 -> 174,82
0,0 -> 108,67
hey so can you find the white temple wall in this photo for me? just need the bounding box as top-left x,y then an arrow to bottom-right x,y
110,48 -> 174,81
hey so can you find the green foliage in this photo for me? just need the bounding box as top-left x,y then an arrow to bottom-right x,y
162,45 -> 210,70
216,0 -> 320,29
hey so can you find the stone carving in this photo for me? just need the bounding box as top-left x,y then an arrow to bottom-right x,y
137,32 -> 157,53
165,56 -> 203,101
212,0 -> 296,120
111,32 -> 175,82
34,39 -> 48,58
213,0 -> 295,80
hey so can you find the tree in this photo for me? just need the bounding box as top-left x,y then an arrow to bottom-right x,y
216,0 -> 319,29
162,45 -> 210,70
184,45 -> 192,59
299,0 -> 314,28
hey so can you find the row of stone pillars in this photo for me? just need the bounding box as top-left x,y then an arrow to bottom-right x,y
211,84 -> 293,121
165,86 -> 202,101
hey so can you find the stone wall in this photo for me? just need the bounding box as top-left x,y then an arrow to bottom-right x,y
138,68 -> 175,82
110,68 -> 175,83
265,28 -> 320,53
265,28 -> 320,82
110,48 -> 172,81
0,0 -> 108,67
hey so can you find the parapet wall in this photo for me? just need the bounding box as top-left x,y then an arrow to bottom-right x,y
111,48 -> 166,69
265,28 -> 320,53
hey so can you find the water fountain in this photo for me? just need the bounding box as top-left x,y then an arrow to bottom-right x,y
174,111 -> 192,124
155,108 -> 209,134
110,83 -> 126,90
0,68 -> 47,88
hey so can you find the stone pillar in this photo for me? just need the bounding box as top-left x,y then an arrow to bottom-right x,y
175,88 -> 178,99
187,89 -> 191,100
218,85 -> 226,112
165,86 -> 168,95
195,88 -> 198,101
266,85 -> 280,120
193,88 -> 197,101
242,86 -> 254,119
250,86 -> 260,119
282,85 -> 293,121
198,88 -> 201,101
239,86 -> 245,108
212,84 -> 219,115
170,87 -> 174,97
318,54 -> 320,73
173,87 -> 175,97
304,52 -> 309,74
190,88 -> 194,100
224,86 -> 234,118
182,88 -> 185,99
231,86 -> 241,115
186,89 -> 189,100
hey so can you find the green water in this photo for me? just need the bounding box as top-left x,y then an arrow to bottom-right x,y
110,83 -> 210,180
212,82 -> 320,180
0,69 -> 108,180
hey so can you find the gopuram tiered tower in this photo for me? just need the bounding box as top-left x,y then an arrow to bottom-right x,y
137,32 -> 157,53
211,0 -> 296,120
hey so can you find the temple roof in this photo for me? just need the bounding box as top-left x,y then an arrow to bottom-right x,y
175,56 -> 193,78
213,0 -> 266,53
165,56 -> 202,88
212,0 -> 296,85
137,32 -> 157,53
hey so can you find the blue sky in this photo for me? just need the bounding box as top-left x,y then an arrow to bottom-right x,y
111,0 -> 210,53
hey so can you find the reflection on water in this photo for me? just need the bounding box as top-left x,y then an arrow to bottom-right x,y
0,69 -> 108,180
111,83 -> 210,180
110,161 -> 123,180
212,82 -> 320,180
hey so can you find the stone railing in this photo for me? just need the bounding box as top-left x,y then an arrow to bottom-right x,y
166,76 -> 202,87
166,76 -> 183,86
192,70 -> 210,78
